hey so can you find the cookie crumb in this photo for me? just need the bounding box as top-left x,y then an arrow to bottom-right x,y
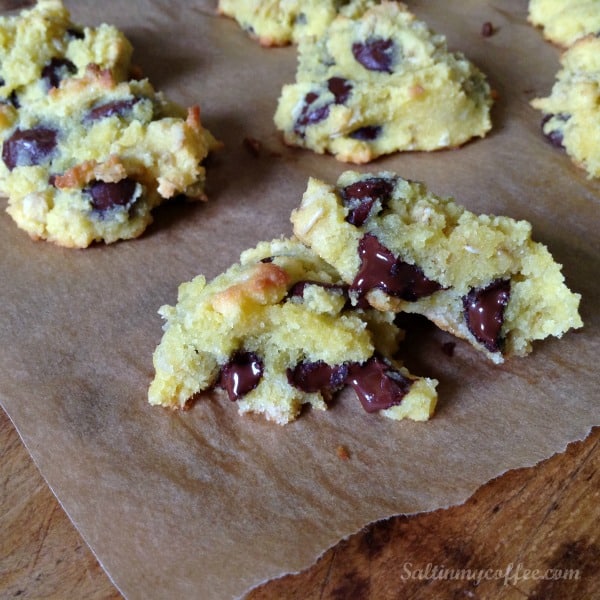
481,21 -> 494,37
243,136 -> 261,157
336,445 -> 351,460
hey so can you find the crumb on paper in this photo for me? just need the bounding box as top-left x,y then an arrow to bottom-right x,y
481,21 -> 494,37
243,136 -> 262,157
336,445 -> 351,460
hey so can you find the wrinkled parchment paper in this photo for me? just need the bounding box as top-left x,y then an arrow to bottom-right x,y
1,1 -> 599,598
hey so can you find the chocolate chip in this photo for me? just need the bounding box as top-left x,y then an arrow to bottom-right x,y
41,58 -> 76,90
294,91 -> 330,135
481,22 -> 494,37
349,125 -> 381,141
350,234 -> 442,302
352,38 -> 395,73
287,360 -> 348,395
1,90 -> 20,108
86,178 -> 137,211
218,351 -> 263,401
2,127 -> 57,170
341,177 -> 394,226
327,77 -> 352,104
541,113 -> 569,149
347,355 -> 412,413
294,79 -> 352,135
85,98 -> 138,123
463,279 -> 510,353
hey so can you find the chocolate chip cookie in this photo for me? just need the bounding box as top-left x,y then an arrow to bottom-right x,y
531,34 -> 600,178
291,171 -> 583,363
217,0 -> 364,47
528,0 -> 600,47
0,66 -> 219,247
149,237 -> 438,424
274,1 -> 493,163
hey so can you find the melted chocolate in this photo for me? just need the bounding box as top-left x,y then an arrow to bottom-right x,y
349,125 -> 381,141
41,58 -> 76,90
218,351 -> 264,401
346,356 -> 412,412
352,38 -> 395,73
287,360 -> 348,394
462,279 -> 510,353
350,234 -> 442,301
341,177 -> 394,226
85,98 -> 139,123
87,178 -> 137,211
2,127 -> 57,170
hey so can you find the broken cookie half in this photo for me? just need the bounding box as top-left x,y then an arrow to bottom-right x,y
149,237 -> 437,424
291,171 -> 583,363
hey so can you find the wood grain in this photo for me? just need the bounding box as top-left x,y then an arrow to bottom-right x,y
2,407 -> 598,599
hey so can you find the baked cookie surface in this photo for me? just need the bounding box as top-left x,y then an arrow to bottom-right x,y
149,237 -> 438,424
217,0 -> 359,47
531,35 -> 600,178
274,1 -> 493,163
0,67 -> 219,247
0,0 -> 133,107
291,171 -> 582,363
528,0 -> 600,47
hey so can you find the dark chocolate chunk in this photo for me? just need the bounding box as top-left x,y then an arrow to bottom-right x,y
327,77 -> 352,104
287,360 -> 348,394
41,58 -> 76,90
346,355 -> 412,413
294,91 -> 330,135
1,89 -> 20,108
86,178 -> 137,211
218,351 -> 264,401
462,279 -> 510,353
2,127 -> 57,170
85,98 -> 139,123
541,113 -> 569,149
350,234 -> 442,301
352,37 -> 395,73
294,79 -> 352,135
349,125 -> 382,141
341,177 -> 394,226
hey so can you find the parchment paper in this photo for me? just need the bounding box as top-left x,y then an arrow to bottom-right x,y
1,1 -> 598,598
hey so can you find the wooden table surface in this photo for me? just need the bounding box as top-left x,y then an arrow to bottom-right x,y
2,407 -> 598,600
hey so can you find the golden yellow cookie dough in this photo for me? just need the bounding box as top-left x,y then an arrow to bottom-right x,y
528,0 -> 600,47
149,237 -> 438,424
274,1 -> 493,163
291,171 -> 582,363
531,35 -> 600,178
